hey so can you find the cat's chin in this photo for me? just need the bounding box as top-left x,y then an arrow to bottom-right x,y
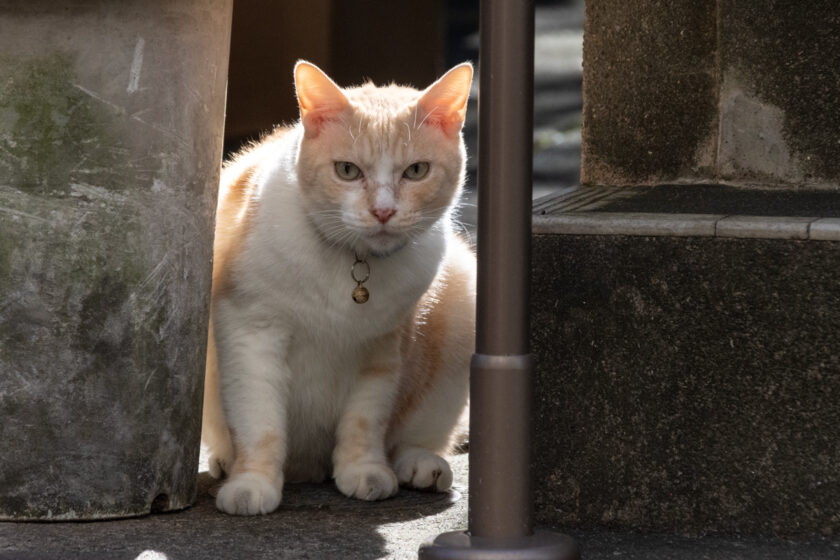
361,233 -> 409,258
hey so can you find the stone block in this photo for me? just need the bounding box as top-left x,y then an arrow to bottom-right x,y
718,1 -> 840,185
532,233 -> 840,536
531,185 -> 840,535
581,0 -> 718,185
582,1 -> 840,188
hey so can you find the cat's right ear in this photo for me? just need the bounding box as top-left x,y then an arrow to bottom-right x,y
294,61 -> 350,137
416,62 -> 473,139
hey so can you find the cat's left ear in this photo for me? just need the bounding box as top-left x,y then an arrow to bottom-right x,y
295,61 -> 350,137
417,62 -> 473,138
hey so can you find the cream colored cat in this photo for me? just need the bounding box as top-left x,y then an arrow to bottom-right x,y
201,61 -> 476,515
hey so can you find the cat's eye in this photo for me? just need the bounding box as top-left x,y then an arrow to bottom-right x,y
403,162 -> 430,181
335,161 -> 362,181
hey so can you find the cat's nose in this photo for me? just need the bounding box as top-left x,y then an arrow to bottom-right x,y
371,207 -> 396,224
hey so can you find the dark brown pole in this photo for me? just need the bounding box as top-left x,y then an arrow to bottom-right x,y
470,0 -> 537,537
419,0 -> 578,557
475,0 -> 534,358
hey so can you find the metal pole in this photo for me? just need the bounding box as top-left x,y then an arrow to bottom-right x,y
471,0 -> 537,537
419,0 -> 578,557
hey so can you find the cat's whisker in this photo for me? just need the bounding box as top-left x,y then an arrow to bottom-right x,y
318,221 -> 364,250
307,208 -> 346,218
450,218 -> 475,241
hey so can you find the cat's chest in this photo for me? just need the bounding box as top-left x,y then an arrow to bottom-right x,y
240,193 -> 444,340
295,255 -> 426,339
244,244 -> 433,342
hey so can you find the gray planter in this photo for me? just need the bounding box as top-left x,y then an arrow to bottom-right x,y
0,1 -> 232,519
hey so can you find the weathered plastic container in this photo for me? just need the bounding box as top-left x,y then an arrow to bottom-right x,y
0,1 -> 232,519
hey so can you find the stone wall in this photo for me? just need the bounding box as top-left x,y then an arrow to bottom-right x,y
532,231 -> 840,536
582,1 -> 840,188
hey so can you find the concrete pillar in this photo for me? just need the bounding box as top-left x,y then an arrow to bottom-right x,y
582,0 -> 840,188
0,0 -> 232,519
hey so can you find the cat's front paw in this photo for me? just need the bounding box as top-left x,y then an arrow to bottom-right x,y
216,472 -> 281,515
394,448 -> 453,492
334,460 -> 398,501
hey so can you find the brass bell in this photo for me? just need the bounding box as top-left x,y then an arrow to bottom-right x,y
351,253 -> 371,304
352,284 -> 369,304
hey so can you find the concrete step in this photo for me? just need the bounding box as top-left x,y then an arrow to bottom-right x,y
531,184 -> 840,537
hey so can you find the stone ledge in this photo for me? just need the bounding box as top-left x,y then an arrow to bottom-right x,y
533,212 -> 840,240
533,185 -> 840,240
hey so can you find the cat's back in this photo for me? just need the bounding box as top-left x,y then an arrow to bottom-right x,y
212,127 -> 295,298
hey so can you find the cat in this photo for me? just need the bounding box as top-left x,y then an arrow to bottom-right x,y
201,60 -> 476,515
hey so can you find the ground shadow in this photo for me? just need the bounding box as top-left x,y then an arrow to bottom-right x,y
0,458 -> 467,560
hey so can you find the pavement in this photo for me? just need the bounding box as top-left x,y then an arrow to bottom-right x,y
4,447 -> 837,559
0,452 -> 469,560
3,446 -> 838,560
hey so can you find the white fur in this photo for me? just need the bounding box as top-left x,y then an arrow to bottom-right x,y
334,459 -> 399,501
373,183 -> 396,213
374,154 -> 395,187
393,446 -> 453,491
216,472 -> 281,516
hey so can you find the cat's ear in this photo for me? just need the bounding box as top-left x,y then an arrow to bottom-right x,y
294,61 -> 349,137
416,62 -> 473,138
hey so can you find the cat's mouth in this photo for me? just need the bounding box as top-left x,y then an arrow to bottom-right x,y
363,228 -> 408,256
368,230 -> 397,241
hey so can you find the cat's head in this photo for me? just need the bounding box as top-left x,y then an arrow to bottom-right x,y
294,61 -> 472,257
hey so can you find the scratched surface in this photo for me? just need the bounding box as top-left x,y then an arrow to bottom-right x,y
0,1 -> 232,519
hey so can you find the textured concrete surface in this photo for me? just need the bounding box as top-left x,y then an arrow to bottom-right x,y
581,0 -> 718,185
0,454 -> 469,560
531,232 -> 840,536
566,528 -> 840,560
582,1 -> 840,187
4,453 -> 837,559
719,1 -> 840,184
591,184 -> 840,217
0,1 -> 231,519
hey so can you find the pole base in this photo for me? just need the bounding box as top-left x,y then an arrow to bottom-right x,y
418,529 -> 579,560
